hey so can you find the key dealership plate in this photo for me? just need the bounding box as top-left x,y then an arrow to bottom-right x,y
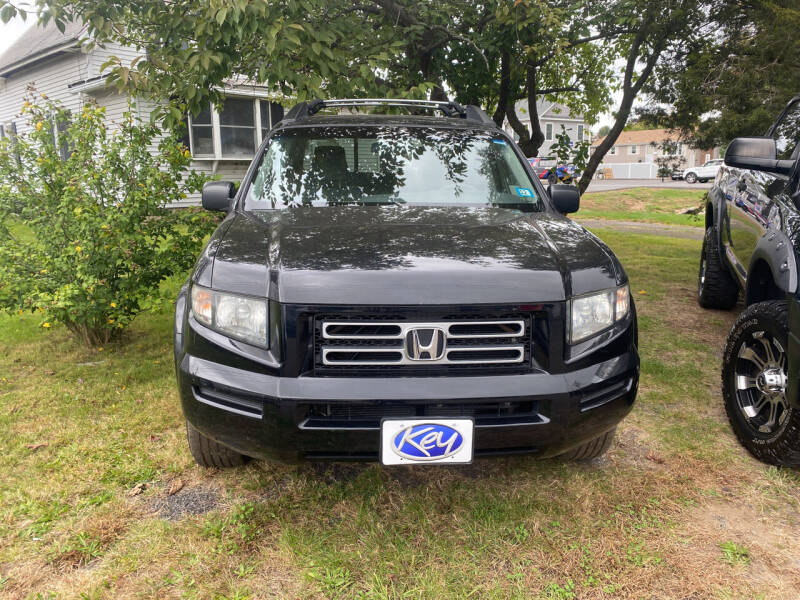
380,418 -> 474,465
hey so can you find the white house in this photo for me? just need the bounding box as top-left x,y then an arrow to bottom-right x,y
0,23 -> 286,204
504,99 -> 589,156
590,129 -> 721,178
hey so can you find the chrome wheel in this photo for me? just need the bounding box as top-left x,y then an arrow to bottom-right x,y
734,330 -> 789,435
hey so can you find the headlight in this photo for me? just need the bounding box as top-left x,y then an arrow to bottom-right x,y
568,285 -> 629,344
191,284 -> 268,348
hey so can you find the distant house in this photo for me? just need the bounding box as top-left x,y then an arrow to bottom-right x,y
590,128 -> 721,178
504,99 -> 589,156
0,23 -> 286,204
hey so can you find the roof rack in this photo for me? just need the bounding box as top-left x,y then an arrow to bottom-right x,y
282,98 -> 496,127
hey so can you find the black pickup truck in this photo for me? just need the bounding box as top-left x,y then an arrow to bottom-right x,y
174,99 -> 639,467
698,95 -> 800,466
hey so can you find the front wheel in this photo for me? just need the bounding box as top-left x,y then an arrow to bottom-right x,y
722,301 -> 800,466
698,227 -> 739,309
186,421 -> 248,468
685,172 -> 698,184
558,428 -> 616,461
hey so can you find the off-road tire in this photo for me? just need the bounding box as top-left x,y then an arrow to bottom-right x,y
698,226 -> 738,309
722,301 -> 800,466
186,421 -> 248,468
558,427 -> 616,461
685,172 -> 698,183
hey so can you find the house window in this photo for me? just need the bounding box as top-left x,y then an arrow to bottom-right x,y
545,123 -> 553,141
260,100 -> 284,140
577,125 -> 583,142
629,145 -> 638,155
609,145 -> 616,155
189,105 -> 214,157
186,97 -> 284,159
49,112 -> 72,160
219,98 -> 256,158
7,121 -> 19,162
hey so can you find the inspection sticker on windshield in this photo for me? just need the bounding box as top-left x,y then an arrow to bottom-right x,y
515,187 -> 533,197
492,138 -> 507,145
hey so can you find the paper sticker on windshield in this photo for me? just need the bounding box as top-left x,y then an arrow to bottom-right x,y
515,187 -> 533,198
492,139 -> 507,145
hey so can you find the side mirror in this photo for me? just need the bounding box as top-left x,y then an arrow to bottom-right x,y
202,180 -> 236,212
725,137 -> 795,175
550,183 -> 580,214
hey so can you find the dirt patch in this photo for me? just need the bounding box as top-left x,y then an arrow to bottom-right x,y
672,499 -> 800,599
576,218 -> 704,239
655,285 -> 739,351
610,424 -> 669,470
147,483 -> 221,520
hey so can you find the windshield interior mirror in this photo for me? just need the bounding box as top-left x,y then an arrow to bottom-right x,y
724,137 -> 795,175
550,184 -> 580,214
202,181 -> 237,212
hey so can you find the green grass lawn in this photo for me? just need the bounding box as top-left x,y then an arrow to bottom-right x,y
1,229 -> 799,599
577,188 -> 707,227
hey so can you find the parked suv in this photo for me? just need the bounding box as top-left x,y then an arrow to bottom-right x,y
698,95 -> 800,466
683,158 -> 723,184
174,98 -> 639,467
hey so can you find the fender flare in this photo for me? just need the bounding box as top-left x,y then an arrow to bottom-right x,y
708,184 -> 730,268
745,229 -> 798,305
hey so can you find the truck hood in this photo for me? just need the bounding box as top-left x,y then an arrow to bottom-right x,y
204,206 -> 623,304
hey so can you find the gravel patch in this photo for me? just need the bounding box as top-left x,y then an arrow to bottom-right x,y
148,486 -> 220,520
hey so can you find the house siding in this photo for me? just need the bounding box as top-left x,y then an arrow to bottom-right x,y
0,40 -> 273,206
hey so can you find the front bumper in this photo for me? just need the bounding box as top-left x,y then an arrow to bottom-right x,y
177,350 -> 639,462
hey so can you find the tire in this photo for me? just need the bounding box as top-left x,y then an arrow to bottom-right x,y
698,227 -> 739,309
186,421 -> 248,468
685,172 -> 698,183
558,427 -> 616,461
721,301 -> 800,466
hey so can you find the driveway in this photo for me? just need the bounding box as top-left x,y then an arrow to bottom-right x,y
585,178 -> 713,193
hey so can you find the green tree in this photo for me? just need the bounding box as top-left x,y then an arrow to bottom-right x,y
643,0 -> 800,148
1,0 -> 703,190
653,140 -> 685,181
0,96 -> 216,346
576,0 -> 704,193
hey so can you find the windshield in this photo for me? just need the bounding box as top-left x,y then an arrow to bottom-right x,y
244,127 -> 541,211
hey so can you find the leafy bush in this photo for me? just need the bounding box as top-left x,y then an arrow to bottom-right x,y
0,93 -> 218,346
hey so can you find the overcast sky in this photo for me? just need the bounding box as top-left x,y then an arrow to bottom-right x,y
0,15 -> 32,56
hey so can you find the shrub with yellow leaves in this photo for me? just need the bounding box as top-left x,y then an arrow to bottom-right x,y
0,91 -> 219,346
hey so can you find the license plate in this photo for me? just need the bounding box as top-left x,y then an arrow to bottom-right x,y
380,418 -> 474,465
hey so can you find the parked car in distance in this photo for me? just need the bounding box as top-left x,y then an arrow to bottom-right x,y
670,170 -> 683,181
175,98 -> 639,468
683,158 -> 723,183
527,157 -> 578,184
698,94 -> 800,466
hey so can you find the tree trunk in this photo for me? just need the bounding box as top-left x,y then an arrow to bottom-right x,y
525,66 -> 545,155
504,65 -> 545,157
492,50 -> 510,126
577,19 -> 664,194
577,91 -> 636,193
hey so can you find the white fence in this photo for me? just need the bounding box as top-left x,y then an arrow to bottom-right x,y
596,162 -> 660,179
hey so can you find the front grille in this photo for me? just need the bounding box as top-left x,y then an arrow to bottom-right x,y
315,313 -> 532,375
300,399 -> 545,429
